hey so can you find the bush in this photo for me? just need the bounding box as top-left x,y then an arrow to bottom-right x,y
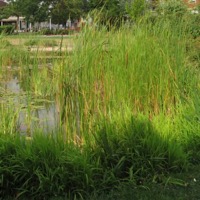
188,13 -> 200,38
0,25 -> 15,35
41,28 -> 54,35
157,0 -> 188,17
41,28 -> 72,35
126,0 -> 148,21
55,29 -> 71,35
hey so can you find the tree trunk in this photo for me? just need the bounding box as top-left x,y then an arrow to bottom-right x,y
16,15 -> 19,31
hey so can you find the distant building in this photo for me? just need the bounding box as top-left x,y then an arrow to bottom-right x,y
0,0 -> 6,7
0,0 -> 27,30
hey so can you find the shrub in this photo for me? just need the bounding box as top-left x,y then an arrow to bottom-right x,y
126,0 -> 148,21
157,0 -> 188,17
41,28 -> 71,35
41,28 -> 54,35
188,13 -> 200,38
55,29 -> 71,35
0,25 -> 15,35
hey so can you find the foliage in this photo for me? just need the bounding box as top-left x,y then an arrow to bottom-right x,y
0,10 -> 200,199
0,134 -> 94,198
40,28 -> 54,35
91,114 -> 187,180
187,13 -> 200,38
40,28 -> 72,35
5,0 -> 83,25
88,0 -> 126,25
50,0 -> 83,25
0,114 -> 190,199
0,2 -> 8,20
5,0 -> 49,23
126,0 -> 148,21
156,0 -> 188,17
3,0 -> 23,18
0,25 -> 15,34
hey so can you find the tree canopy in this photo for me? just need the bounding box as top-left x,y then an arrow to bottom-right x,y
4,0 -> 83,24
2,0 -> 189,26
50,0 -> 83,24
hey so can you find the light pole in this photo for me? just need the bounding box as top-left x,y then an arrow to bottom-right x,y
48,4 -> 53,30
49,17 -> 52,30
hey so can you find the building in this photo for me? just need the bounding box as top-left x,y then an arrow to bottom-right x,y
0,0 -> 27,30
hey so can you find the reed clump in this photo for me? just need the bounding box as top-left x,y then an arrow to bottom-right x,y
0,12 -> 200,199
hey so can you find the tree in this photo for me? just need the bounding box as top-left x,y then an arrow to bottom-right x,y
5,0 -> 51,25
50,0 -> 83,25
0,1 -> 8,19
23,0 -> 49,23
3,0 -> 24,30
88,0 -> 126,25
125,0 -> 148,21
3,0 -> 86,28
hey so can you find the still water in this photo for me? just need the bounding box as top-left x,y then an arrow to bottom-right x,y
0,72 -> 59,135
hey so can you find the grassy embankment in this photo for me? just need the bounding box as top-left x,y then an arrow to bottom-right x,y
0,14 -> 200,199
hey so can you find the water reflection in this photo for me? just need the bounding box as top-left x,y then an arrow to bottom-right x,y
0,71 -> 59,135
3,75 -> 21,93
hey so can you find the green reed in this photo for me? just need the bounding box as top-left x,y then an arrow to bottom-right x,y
0,13 -> 200,199
55,16 -> 199,140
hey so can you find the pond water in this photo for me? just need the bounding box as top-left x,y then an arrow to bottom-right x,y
0,71 -> 59,136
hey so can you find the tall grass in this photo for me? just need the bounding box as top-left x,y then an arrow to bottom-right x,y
0,13 -> 200,199
0,99 -> 20,135
56,16 -> 199,140
0,133 -> 94,199
0,116 -> 189,199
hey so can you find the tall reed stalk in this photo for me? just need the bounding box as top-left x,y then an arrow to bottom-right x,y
57,16 -> 199,142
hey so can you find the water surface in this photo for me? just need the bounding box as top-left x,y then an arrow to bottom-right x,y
0,71 -> 59,135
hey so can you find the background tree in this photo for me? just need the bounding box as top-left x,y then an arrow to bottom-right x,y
125,0 -> 148,21
3,0 -> 24,30
88,0 -> 126,25
4,0 -> 49,26
49,0 -> 83,25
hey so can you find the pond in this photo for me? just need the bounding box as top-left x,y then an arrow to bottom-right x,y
0,70 -> 59,136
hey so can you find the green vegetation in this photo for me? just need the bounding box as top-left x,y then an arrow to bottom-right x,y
3,0 -> 84,26
0,5 -> 200,200
0,25 -> 15,35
